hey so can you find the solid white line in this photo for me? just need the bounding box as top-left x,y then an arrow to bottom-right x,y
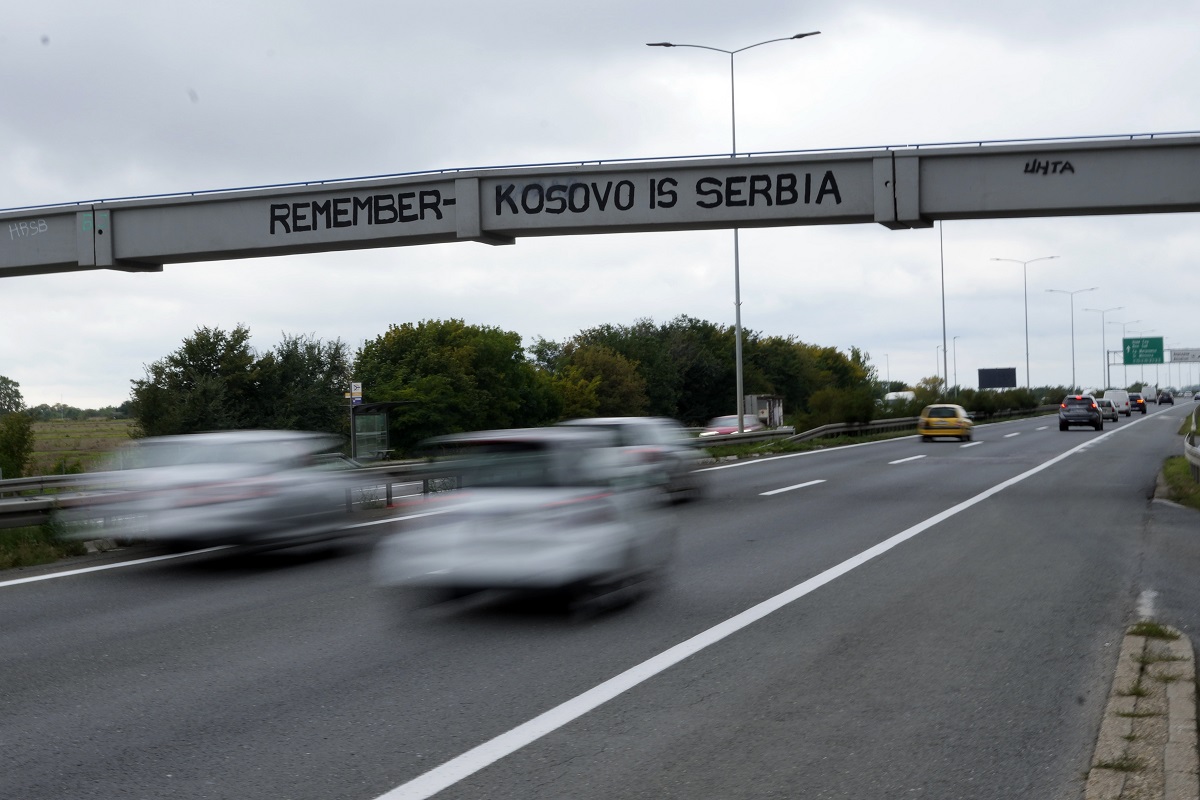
0,546 -> 235,588
1137,589 -> 1159,620
374,428 -> 1111,800
960,441 -> 982,449
1004,432 -> 1021,438
0,509 -> 446,590
760,479 -> 826,497
888,455 -> 926,465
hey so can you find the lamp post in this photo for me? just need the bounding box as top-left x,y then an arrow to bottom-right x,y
1109,318 -> 1142,387
990,256 -> 1058,388
1045,287 -> 1097,391
648,32 -> 821,431
1083,306 -> 1122,389
936,345 -> 944,394
952,336 -> 960,396
883,353 -> 890,388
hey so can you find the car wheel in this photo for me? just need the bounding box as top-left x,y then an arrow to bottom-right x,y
921,435 -> 931,442
1059,422 -> 1068,431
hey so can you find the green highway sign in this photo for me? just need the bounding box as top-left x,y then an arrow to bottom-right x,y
1124,336 -> 1164,365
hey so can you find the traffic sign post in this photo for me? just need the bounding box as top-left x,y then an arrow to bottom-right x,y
1124,337 -> 1164,365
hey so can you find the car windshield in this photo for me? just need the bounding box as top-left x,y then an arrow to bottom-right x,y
425,440 -> 611,488
926,407 -> 957,418
1064,397 -> 1093,407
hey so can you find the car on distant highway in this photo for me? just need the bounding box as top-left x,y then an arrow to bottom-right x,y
699,414 -> 766,437
1158,392 -> 1174,405
1103,389 -> 1132,416
372,427 -> 676,610
1129,392 -> 1147,414
1095,397 -> 1119,422
917,404 -> 973,442
1059,394 -> 1103,431
557,416 -> 704,502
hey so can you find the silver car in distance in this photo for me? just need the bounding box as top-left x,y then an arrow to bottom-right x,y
373,427 -> 677,608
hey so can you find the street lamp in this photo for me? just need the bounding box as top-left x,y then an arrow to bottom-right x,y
1045,287 -> 1097,391
990,256 -> 1058,388
1083,306 -> 1122,389
1109,318 -> 1142,387
648,33 -> 821,431
936,345 -> 944,394
952,336 -> 960,396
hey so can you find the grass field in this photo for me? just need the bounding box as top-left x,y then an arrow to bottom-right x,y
28,418 -> 137,475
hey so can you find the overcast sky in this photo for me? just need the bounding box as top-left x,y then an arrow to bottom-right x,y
3,1 -> 1198,409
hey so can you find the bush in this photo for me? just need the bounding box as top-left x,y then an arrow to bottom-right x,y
0,522 -> 87,570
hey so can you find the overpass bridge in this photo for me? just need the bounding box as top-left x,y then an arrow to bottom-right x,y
2,132 -> 1199,278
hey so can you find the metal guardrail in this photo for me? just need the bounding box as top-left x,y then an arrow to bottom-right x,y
1186,406 -> 1200,482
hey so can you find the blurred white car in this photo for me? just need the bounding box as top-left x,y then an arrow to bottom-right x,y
557,416 -> 705,501
373,427 -> 676,607
74,430 -> 364,550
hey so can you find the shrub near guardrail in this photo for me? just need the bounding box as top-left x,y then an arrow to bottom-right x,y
0,521 -> 86,570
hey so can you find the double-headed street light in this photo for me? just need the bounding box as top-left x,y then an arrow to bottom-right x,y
1082,306 -> 1123,389
990,256 -> 1058,388
1109,318 -> 1142,387
1046,287 -> 1097,391
648,33 -> 821,432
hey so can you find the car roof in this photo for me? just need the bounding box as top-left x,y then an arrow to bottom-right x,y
422,427 -> 614,447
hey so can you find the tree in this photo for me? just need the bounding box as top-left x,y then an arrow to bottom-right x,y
558,344 -> 648,417
254,333 -> 351,433
354,319 -> 560,452
129,325 -> 351,438
0,412 -> 34,479
130,325 -> 257,436
0,375 -> 24,415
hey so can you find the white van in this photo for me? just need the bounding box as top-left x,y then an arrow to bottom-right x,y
1103,389 -> 1132,416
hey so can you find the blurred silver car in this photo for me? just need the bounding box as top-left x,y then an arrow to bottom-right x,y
373,427 -> 676,607
557,416 -> 705,501
78,430 -> 363,550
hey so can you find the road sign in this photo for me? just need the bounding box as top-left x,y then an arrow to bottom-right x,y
350,381 -> 363,405
1124,337 -> 1164,365
1171,348 -> 1200,363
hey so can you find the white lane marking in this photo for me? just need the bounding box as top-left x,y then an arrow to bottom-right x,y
374,428 -> 1111,800
960,441 -> 982,449
760,479 -> 826,497
1004,432 -> 1021,438
0,510 -> 446,590
698,436 -> 915,472
1036,426 -> 1049,431
0,546 -> 235,588
889,455 -> 926,465
1137,589 -> 1159,620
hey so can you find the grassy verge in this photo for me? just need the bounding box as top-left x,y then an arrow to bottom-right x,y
1161,456 -> 1200,511
0,523 -> 88,570
29,418 -> 136,475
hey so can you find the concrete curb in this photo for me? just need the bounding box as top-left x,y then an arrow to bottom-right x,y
1086,626 -> 1198,800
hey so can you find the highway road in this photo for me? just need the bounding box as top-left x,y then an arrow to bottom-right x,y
2,404 -> 1196,799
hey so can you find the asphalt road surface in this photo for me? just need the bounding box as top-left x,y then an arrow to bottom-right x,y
3,404 -> 1196,799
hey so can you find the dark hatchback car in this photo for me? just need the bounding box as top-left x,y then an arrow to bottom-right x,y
1059,394 -> 1103,431
1158,392 -> 1174,405
1129,392 -> 1148,414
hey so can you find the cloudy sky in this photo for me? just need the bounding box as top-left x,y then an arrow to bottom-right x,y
2,1 -> 1198,409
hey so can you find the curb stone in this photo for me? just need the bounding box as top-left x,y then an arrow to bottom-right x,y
1086,626 -> 1198,800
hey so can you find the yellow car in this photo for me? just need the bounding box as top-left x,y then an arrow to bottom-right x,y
918,404 -> 973,442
